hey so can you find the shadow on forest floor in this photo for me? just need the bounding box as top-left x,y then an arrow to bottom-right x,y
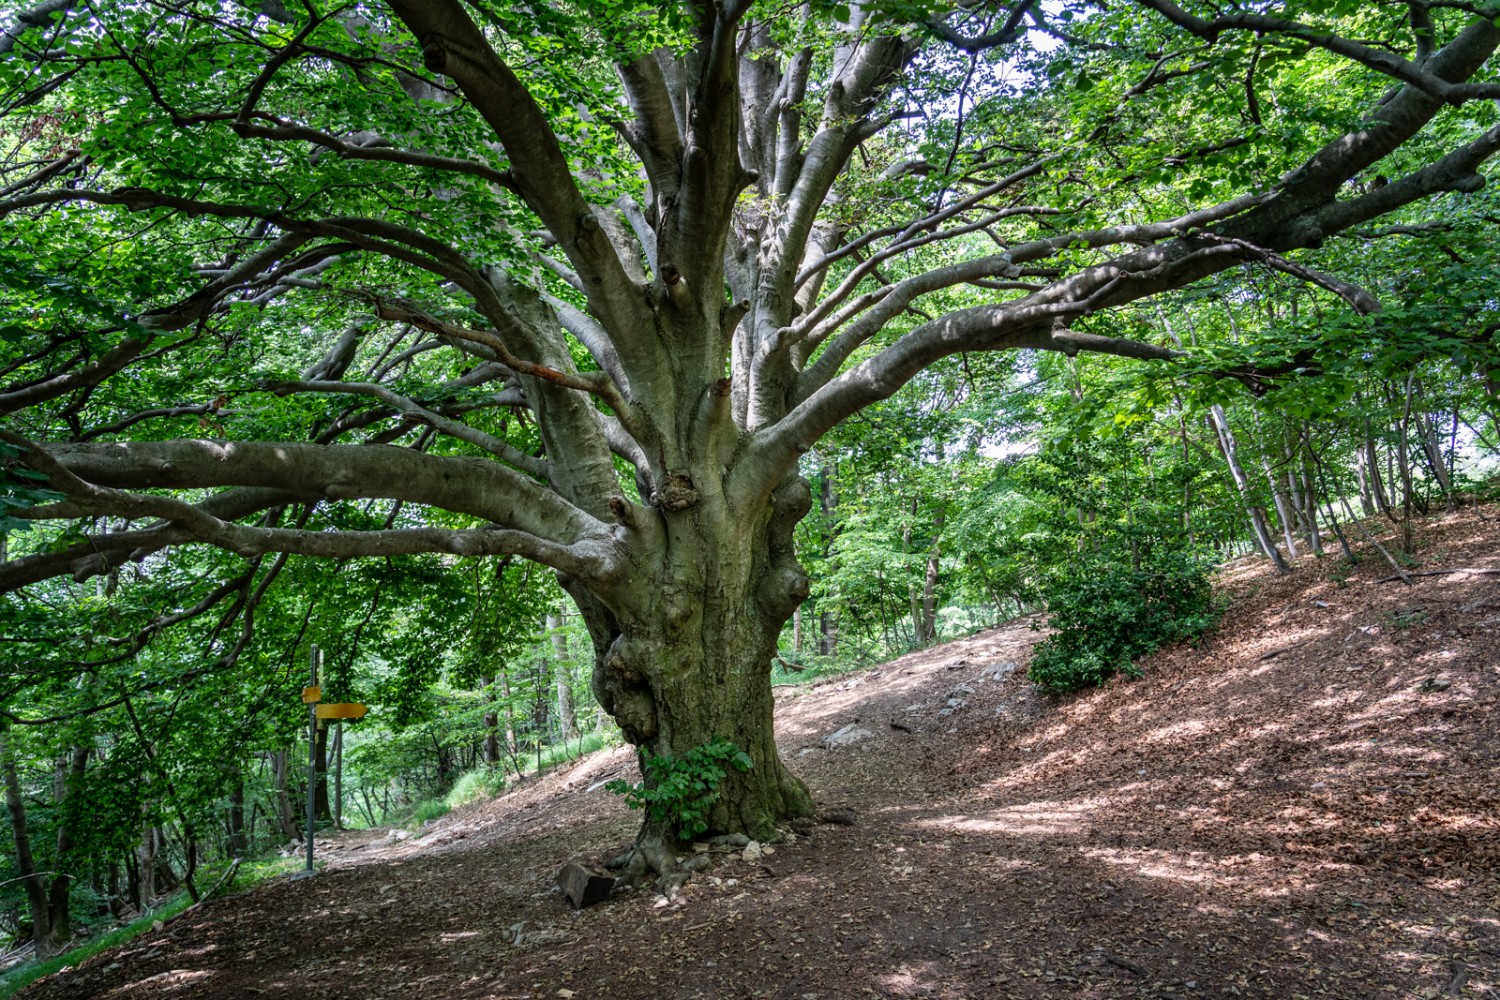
18,506 -> 1500,1000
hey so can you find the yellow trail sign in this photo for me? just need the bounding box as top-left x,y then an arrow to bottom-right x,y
314,703 -> 368,720
301,686 -> 322,703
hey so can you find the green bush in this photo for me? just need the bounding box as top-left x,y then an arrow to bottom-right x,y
1028,548 -> 1217,693
606,737 -> 752,840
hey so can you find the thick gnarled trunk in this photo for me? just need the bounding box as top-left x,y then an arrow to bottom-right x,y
572,477 -> 816,854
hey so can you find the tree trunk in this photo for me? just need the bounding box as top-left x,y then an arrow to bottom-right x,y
333,722 -> 344,830
919,504 -> 945,645
1208,405 -> 1290,573
549,612 -> 577,742
136,823 -> 157,908
1394,375 -> 1419,552
568,477 -> 820,875
1,726 -> 72,959
497,669 -> 520,772
227,774 -> 248,857
817,465 -> 838,657
313,724 -> 331,823
482,674 -> 501,769
270,750 -> 299,843
818,611 -> 837,656
1251,412 -> 1299,559
1414,406 -> 1456,512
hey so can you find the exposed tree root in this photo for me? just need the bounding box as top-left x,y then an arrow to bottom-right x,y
606,834 -> 682,895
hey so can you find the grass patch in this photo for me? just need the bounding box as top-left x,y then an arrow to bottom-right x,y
444,768 -> 506,810
410,798 -> 451,825
0,856 -> 301,999
770,652 -> 867,686
532,730 -> 612,773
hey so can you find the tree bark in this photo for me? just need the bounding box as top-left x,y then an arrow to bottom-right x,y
227,773 -> 247,857
569,476 -> 819,871
549,613 -> 578,743
313,723 -> 331,823
270,750 -> 298,842
919,503 -> 945,645
1208,405 -> 1290,573
1,726 -> 73,959
482,675 -> 501,769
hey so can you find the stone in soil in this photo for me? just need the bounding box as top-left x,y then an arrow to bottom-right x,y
822,723 -> 874,748
556,862 -> 615,910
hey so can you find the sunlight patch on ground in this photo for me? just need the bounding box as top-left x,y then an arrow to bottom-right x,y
1137,718 -> 1213,745
876,959 -> 945,996
1080,847 -> 1347,899
103,968 -> 215,996
918,798 -> 1109,837
1083,846 -> 1221,887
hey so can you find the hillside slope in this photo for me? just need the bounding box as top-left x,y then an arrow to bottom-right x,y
21,507 -> 1500,1000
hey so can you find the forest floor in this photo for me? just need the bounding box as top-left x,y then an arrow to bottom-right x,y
21,506 -> 1500,1000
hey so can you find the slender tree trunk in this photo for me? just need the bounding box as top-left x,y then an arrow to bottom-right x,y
271,750 -> 298,842
1297,444 -> 1324,555
1394,375 -> 1419,552
1355,445 -> 1376,515
313,723 -> 331,823
1360,407 -> 1394,519
1208,406 -> 1290,573
496,670 -> 523,775
1251,412 -> 1299,558
1,726 -> 72,959
136,824 -> 157,909
482,675 -> 501,769
333,722 -> 344,830
549,612 -> 578,742
919,503 -> 944,645
227,774 -> 247,857
903,503 -> 920,646
1414,405 -> 1456,512
817,466 -> 838,657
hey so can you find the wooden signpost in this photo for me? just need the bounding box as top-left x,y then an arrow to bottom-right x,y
298,649 -> 367,875
302,646 -> 320,875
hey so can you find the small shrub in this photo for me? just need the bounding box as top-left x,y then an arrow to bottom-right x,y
1389,608 -> 1427,630
605,737 -> 753,840
1028,548 -> 1218,694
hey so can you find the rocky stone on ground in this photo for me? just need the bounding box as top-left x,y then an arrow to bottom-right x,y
821,723 -> 873,748
555,862 -> 614,910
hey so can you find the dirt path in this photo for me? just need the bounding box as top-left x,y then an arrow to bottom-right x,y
23,508 -> 1500,999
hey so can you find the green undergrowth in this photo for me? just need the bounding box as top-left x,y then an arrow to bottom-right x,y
394,731 -> 621,830
444,767 -> 507,810
0,857 -> 301,1000
1028,549 -> 1220,693
770,620 -> 1004,688
529,730 -> 613,776
605,737 -> 753,839
770,652 -> 864,686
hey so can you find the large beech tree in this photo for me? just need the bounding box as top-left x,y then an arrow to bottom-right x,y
4,0 -> 1500,876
